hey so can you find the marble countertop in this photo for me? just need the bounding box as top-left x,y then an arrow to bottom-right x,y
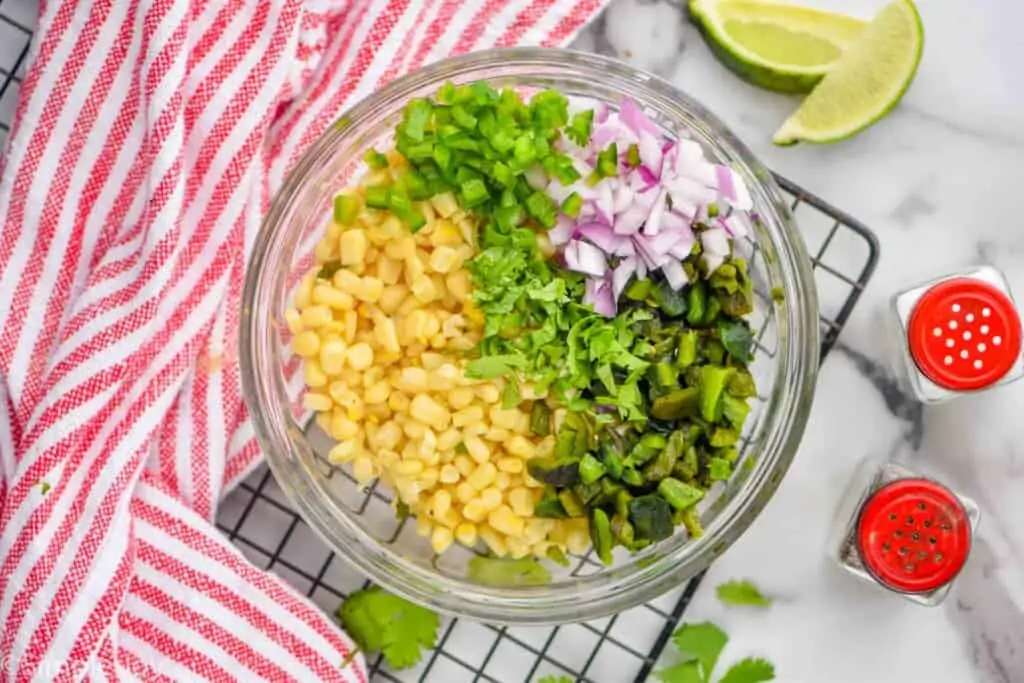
572,1 -> 1023,681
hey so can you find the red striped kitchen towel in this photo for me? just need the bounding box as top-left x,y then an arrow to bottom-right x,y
0,0 -> 608,680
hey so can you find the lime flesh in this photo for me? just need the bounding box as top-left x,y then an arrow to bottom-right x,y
773,0 -> 924,145
690,0 -> 866,94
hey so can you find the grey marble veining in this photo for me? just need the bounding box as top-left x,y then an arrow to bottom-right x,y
574,1 -> 1024,682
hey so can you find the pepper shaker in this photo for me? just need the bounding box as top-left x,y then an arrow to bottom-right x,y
828,460 -> 979,606
890,265 -> 1023,403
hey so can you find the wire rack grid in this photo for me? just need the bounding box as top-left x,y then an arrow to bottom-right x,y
0,1 -> 879,681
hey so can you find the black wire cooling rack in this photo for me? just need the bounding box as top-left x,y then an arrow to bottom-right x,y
0,2 -> 879,680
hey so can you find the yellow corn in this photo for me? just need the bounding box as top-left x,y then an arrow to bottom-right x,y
488,505 -> 525,538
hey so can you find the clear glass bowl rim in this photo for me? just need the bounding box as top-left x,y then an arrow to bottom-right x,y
241,47 -> 820,624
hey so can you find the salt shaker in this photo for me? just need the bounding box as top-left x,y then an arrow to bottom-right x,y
828,460 -> 979,606
890,265 -> 1023,403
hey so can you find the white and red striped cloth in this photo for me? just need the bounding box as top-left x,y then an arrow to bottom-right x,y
0,0 -> 608,680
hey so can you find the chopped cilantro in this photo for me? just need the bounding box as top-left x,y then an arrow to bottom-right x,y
657,620 -> 775,683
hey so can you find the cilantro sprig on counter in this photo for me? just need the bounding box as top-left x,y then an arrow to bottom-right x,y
656,621 -> 775,683
337,586 -> 439,670
716,579 -> 772,607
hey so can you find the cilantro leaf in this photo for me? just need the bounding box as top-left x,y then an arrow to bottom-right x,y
718,658 -> 775,683
672,621 -> 728,681
718,319 -> 753,365
537,676 -> 574,683
336,586 -> 439,670
655,660 -> 704,683
465,354 -> 527,379
566,110 -> 594,146
716,580 -> 772,608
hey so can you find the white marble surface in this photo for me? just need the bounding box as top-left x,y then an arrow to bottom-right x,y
572,1 -> 1024,681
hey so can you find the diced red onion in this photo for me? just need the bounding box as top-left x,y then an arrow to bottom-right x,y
613,185 -> 635,214
584,277 -> 616,317
717,214 -> 749,238
700,226 -> 731,275
595,180 -> 615,224
549,216 -> 576,246
668,232 -> 696,259
578,221 -> 624,253
662,260 -> 688,290
619,97 -> 661,138
638,131 -> 663,178
642,187 -> 669,236
613,256 -> 638,301
565,239 -> 608,278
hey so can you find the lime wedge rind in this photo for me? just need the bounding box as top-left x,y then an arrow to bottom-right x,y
772,0 -> 924,145
689,0 -> 867,94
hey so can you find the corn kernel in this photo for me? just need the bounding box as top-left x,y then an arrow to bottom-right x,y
479,525 -> 508,557
303,359 -> 328,387
467,462 -> 497,490
314,238 -> 336,263
416,516 -> 432,537
313,284 -> 354,311
431,490 -> 452,520
303,392 -> 333,412
354,276 -> 382,303
454,522 -> 477,547
352,457 -> 376,485
402,420 -> 426,440
295,272 -> 316,308
446,387 -> 475,411
505,435 -> 535,459
494,471 -> 511,491
480,487 -> 502,512
339,229 -> 367,265
342,309 -> 358,344
364,380 -> 391,405
396,366 -> 428,393
463,500 -> 487,523
489,406 -> 519,430
330,412 -> 360,440
410,276 -> 437,303
489,505 -> 525,538
419,428 -> 438,463
334,269 -> 362,295
445,270 -> 472,301
455,482 -> 476,504
430,193 -> 459,218
410,394 -> 450,430
566,529 -> 590,555
453,406 -> 484,428
346,342 -> 374,370
292,330 -> 321,358
476,384 -> 500,404
463,435 -> 490,464
430,526 -> 454,554
300,305 -> 332,328
508,487 -> 534,517
393,460 -> 424,477
318,339 -> 347,375
284,308 -> 303,335
524,519 -> 549,545
427,246 -> 459,274
429,364 -> 460,392
496,457 -> 523,474
454,455 -> 475,477
377,286 -> 407,315
374,318 -> 400,354
506,537 -> 531,559
440,464 -> 460,484
388,390 -> 410,412
328,439 -> 361,464
484,427 -> 510,443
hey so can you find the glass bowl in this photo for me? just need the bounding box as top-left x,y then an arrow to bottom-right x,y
241,48 -> 819,624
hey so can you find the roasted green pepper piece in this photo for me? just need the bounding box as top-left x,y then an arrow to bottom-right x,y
628,495 -> 673,542
624,277 -> 652,301
699,365 -> 736,423
686,281 -> 707,326
591,509 -> 614,565
658,477 -> 706,511
721,393 -> 751,428
557,489 -> 586,517
527,457 -> 580,487
651,387 -> 701,421
530,401 -> 551,436
578,453 -> 606,485
677,330 -> 698,368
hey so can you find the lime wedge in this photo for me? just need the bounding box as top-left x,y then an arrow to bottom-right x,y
689,0 -> 867,94
773,0 -> 924,145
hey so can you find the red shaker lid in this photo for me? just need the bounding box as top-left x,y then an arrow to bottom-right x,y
856,479 -> 971,594
907,278 -> 1022,391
